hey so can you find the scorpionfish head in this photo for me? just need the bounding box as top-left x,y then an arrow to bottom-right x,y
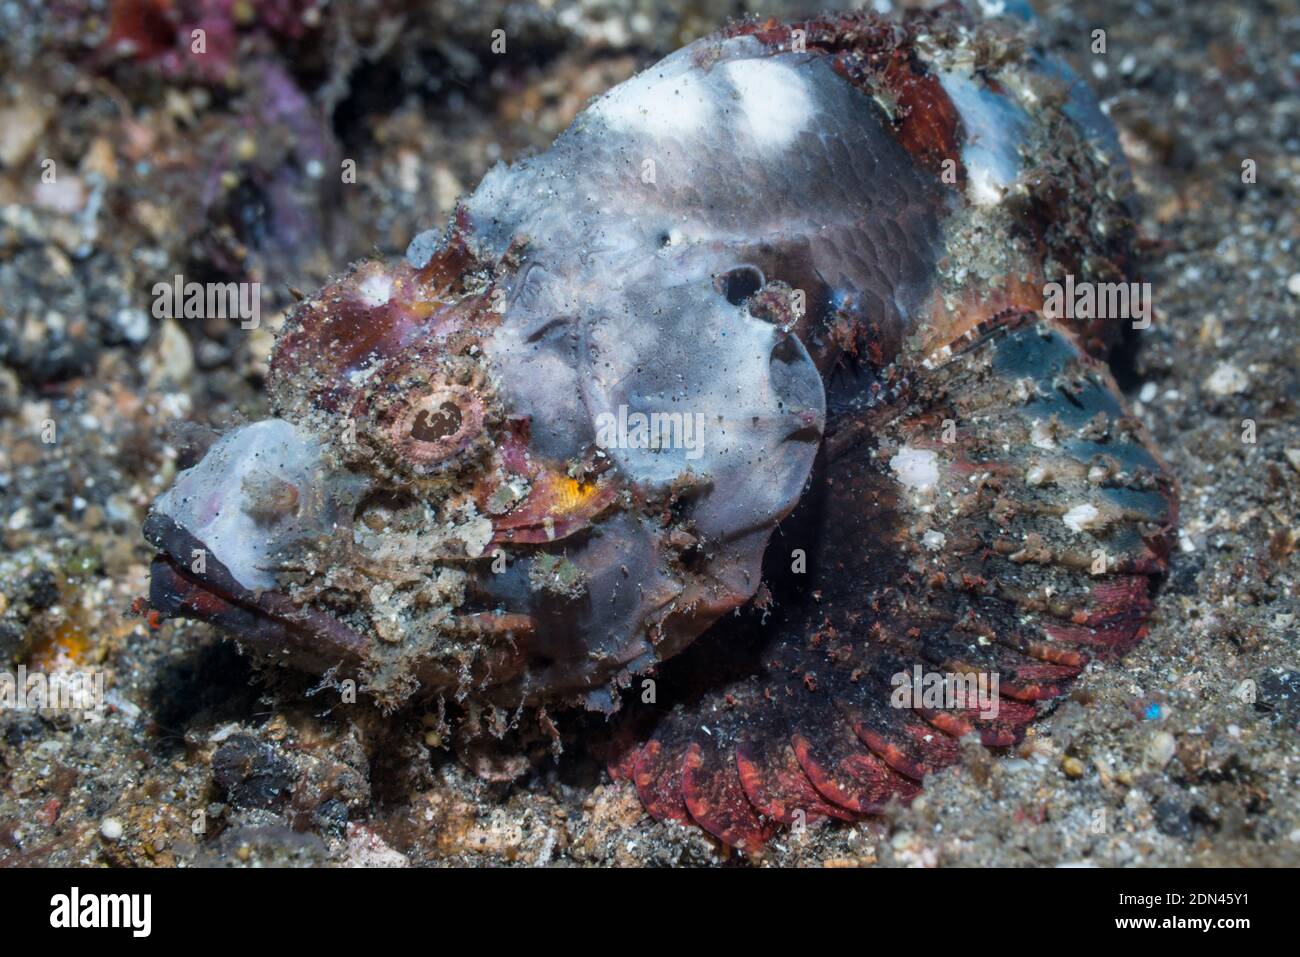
144,209 -> 826,712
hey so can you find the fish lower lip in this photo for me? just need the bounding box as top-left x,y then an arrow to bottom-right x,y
145,506 -> 373,671
148,552 -> 370,671
149,553 -> 282,643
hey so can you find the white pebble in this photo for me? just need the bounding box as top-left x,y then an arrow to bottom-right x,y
1063,503 -> 1102,533
890,446 -> 940,492
1204,362 -> 1249,396
1146,730 -> 1176,768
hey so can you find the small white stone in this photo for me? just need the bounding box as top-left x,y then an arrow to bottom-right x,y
1287,273 -> 1300,297
1063,503 -> 1101,532
1284,449 -> 1300,473
112,307 -> 151,345
208,722 -> 241,744
100,817 -> 124,841
1204,361 -> 1249,396
966,163 -> 1005,207
344,823 -> 409,868
922,530 -> 946,551
156,317 -> 194,382
1139,381 -> 1158,403
1146,730 -> 1176,768
889,446 -> 940,492
459,514 -> 495,559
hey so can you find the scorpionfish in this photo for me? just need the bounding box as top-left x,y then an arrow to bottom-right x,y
145,4 -> 1178,853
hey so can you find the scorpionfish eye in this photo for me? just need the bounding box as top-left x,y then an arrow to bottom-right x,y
371,377 -> 487,472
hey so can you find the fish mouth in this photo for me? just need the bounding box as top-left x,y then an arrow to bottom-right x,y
146,524 -> 371,675
145,510 -> 547,703
141,416 -> 545,702
141,417 -> 374,673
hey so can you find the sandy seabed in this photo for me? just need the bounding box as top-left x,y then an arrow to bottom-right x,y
0,0 -> 1296,867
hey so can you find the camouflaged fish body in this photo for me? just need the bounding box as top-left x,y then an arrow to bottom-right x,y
146,6 -> 1177,851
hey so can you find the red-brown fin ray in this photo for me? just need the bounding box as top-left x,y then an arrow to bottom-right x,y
832,673 -> 963,781
604,721 -> 647,783
916,695 -> 1039,747
790,723 -> 921,813
735,730 -> 855,826
632,734 -> 691,825
789,637 -> 966,780
1036,576 -> 1155,655
681,738 -> 777,854
916,629 -> 1084,703
785,691 -> 921,813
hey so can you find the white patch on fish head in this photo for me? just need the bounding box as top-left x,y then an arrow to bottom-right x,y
719,58 -> 814,152
589,64 -> 717,140
358,270 -> 394,307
